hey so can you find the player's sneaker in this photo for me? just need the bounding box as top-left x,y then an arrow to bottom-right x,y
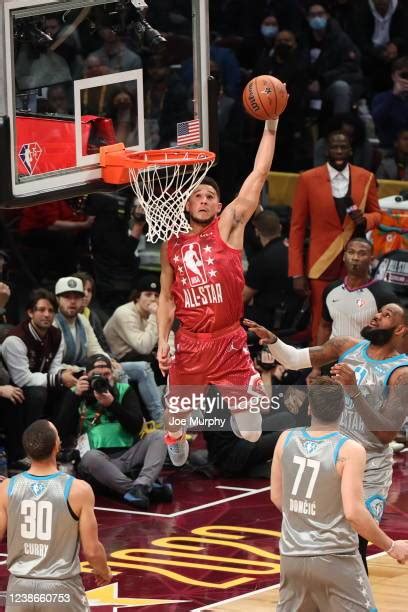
165,433 -> 189,466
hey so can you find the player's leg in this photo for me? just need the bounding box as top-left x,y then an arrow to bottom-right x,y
277,556 -> 319,612
164,331 -> 209,466
214,327 -> 267,442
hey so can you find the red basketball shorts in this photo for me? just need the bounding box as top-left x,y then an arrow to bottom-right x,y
166,323 -> 268,415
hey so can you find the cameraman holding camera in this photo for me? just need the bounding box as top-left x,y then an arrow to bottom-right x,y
56,354 -> 169,510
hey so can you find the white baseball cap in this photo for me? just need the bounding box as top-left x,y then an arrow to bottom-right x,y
55,277 -> 85,296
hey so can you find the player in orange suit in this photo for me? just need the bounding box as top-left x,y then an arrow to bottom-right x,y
288,132 -> 381,344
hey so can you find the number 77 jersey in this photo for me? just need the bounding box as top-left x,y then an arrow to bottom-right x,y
280,428 -> 358,556
6,472 -> 80,579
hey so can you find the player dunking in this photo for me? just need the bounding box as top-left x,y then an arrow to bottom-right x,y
0,420 -> 112,612
271,377 -> 408,611
245,302 -> 408,571
158,95 -> 288,466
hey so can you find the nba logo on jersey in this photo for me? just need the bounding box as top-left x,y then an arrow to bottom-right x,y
181,243 -> 208,287
367,497 -> 384,521
303,440 -> 319,456
30,482 -> 46,498
19,142 -> 42,175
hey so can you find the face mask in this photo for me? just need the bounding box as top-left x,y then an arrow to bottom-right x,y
261,25 -> 278,39
308,16 -> 327,30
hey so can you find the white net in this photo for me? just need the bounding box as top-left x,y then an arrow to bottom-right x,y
128,152 -> 214,243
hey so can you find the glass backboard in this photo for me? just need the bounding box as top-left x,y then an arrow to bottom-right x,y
0,0 -> 213,207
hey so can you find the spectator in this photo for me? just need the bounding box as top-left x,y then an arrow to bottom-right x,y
54,277 -> 109,370
57,354 -> 169,510
91,27 -> 142,73
103,275 -> 161,363
327,0 -> 362,40
376,128 -> 408,179
308,237 -> 399,381
244,210 -> 298,331
106,86 -> 138,147
1,289 -> 76,467
288,130 -> 381,343
47,84 -> 72,115
18,200 -> 93,281
253,14 -> 280,75
72,273 -> 164,425
353,0 -> 408,94
0,282 -> 11,326
372,57 -> 408,150
44,13 -> 83,79
144,54 -> 190,148
314,111 -> 378,171
72,271 -> 110,353
86,190 -> 144,316
254,29 -> 310,170
303,2 -> 364,116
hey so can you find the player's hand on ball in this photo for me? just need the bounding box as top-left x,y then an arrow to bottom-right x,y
243,319 -> 277,345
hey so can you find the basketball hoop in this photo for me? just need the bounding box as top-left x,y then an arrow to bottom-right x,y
100,143 -> 216,243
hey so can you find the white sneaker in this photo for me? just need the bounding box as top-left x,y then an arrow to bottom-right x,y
165,434 -> 189,466
390,441 -> 404,453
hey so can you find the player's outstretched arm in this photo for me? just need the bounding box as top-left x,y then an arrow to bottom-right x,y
270,431 -> 290,511
243,318 -> 355,370
0,478 -> 9,541
158,242 -> 176,374
220,89 -> 287,242
71,480 -> 112,586
340,441 -> 408,563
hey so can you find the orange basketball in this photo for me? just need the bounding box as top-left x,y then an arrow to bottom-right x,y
242,75 -> 288,120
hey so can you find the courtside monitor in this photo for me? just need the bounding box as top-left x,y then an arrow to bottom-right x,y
0,0 -> 213,208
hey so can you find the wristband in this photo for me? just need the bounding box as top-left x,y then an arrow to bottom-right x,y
265,118 -> 279,132
385,540 -> 395,554
349,390 -> 362,400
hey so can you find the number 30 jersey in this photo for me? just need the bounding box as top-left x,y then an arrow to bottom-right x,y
280,428 -> 358,556
7,472 -> 80,579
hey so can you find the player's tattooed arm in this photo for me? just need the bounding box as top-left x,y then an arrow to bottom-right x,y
309,336 -> 356,367
333,364 -> 408,444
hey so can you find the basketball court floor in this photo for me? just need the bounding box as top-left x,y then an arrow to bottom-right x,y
0,447 -> 406,611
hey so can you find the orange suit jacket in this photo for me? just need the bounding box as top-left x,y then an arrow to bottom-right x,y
288,164 -> 381,278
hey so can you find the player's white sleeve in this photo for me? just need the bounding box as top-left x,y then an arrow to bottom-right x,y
268,339 -> 311,370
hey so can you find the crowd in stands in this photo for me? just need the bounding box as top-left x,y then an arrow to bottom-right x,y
0,0 -> 408,503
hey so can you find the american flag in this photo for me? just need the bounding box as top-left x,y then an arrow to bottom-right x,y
176,119 -> 201,145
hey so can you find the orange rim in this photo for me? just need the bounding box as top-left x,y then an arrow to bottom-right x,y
100,143 -> 215,184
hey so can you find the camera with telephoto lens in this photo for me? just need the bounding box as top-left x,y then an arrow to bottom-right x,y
89,374 -> 111,394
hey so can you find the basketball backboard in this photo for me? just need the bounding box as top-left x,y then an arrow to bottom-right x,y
0,0 -> 214,208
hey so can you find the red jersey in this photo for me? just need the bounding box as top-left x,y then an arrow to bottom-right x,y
168,218 -> 244,332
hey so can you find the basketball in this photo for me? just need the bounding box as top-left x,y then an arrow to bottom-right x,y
242,75 -> 288,120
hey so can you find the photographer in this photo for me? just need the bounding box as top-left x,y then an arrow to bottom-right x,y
56,354 -> 169,510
